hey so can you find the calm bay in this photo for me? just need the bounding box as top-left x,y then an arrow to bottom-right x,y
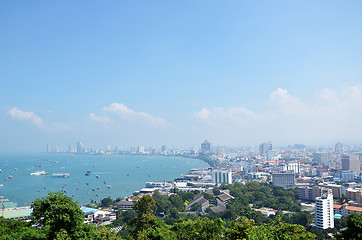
0,153 -> 208,206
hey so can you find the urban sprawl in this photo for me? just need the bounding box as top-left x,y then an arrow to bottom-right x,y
3,140 -> 362,233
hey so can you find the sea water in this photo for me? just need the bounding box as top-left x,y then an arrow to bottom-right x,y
0,153 -> 209,206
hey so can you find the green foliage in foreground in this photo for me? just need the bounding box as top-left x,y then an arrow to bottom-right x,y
117,195 -> 316,240
3,192 -> 362,240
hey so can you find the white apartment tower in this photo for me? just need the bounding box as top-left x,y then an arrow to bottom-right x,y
314,189 -> 334,229
213,170 -> 232,185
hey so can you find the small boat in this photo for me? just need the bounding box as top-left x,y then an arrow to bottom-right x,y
14,168 -> 18,171
107,185 -> 111,188
85,171 -> 91,176
77,187 -> 79,190
95,194 -> 98,197
0,169 -> 2,173
30,171 -> 47,176
5,178 -> 7,181
96,187 -> 100,190
51,173 -> 70,178
96,175 -> 100,178
86,182 -> 89,185
64,190 -> 67,193
92,189 -> 95,191
0,184 -> 3,187
44,186 -> 47,189
103,181 -> 107,184
9,176 -> 13,179
126,174 -> 130,176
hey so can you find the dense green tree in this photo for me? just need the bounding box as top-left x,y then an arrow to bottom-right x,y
171,218 -> 225,240
291,212 -> 314,227
168,194 -> 184,211
338,213 -> 362,240
101,197 -> 113,207
117,209 -> 138,225
30,191 -> 118,240
225,217 -> 271,239
0,217 -> 47,240
30,191 -> 85,239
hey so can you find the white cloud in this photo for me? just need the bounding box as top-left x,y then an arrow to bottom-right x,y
193,85 -> 362,145
195,106 -> 264,124
102,103 -> 170,127
8,107 -> 43,126
89,113 -> 112,124
269,88 -> 308,116
195,108 -> 210,120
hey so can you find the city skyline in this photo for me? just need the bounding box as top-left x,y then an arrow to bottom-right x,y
1,1 -> 362,151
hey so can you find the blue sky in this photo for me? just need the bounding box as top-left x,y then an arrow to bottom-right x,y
1,1 -> 362,151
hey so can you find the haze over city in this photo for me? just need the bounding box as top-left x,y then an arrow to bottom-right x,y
1,1 -> 362,151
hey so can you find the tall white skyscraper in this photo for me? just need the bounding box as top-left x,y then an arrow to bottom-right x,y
314,189 -> 334,229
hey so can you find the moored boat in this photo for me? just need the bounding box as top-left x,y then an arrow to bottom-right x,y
30,171 -> 47,176
51,173 -> 70,178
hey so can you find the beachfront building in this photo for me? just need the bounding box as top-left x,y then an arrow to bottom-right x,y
212,169 -> 232,185
314,189 -> 334,229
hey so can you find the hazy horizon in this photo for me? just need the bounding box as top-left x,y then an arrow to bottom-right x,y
1,1 -> 362,152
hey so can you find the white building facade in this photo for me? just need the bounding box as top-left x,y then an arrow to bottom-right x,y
213,170 -> 232,185
314,190 -> 334,229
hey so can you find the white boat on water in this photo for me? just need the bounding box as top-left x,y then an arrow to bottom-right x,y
52,173 -> 70,178
30,171 -> 48,176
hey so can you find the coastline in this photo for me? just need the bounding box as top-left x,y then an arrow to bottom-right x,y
0,153 -> 209,207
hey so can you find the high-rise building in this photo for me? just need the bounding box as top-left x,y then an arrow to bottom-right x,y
342,154 -> 361,176
340,171 -> 355,182
76,141 -> 85,153
334,142 -> 343,154
298,186 -> 322,201
259,142 -> 272,155
161,145 -> 166,153
213,169 -> 232,184
280,162 -> 300,174
314,189 -> 334,229
272,172 -> 295,187
201,140 -> 211,154
312,152 -> 331,165
137,146 -> 145,154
